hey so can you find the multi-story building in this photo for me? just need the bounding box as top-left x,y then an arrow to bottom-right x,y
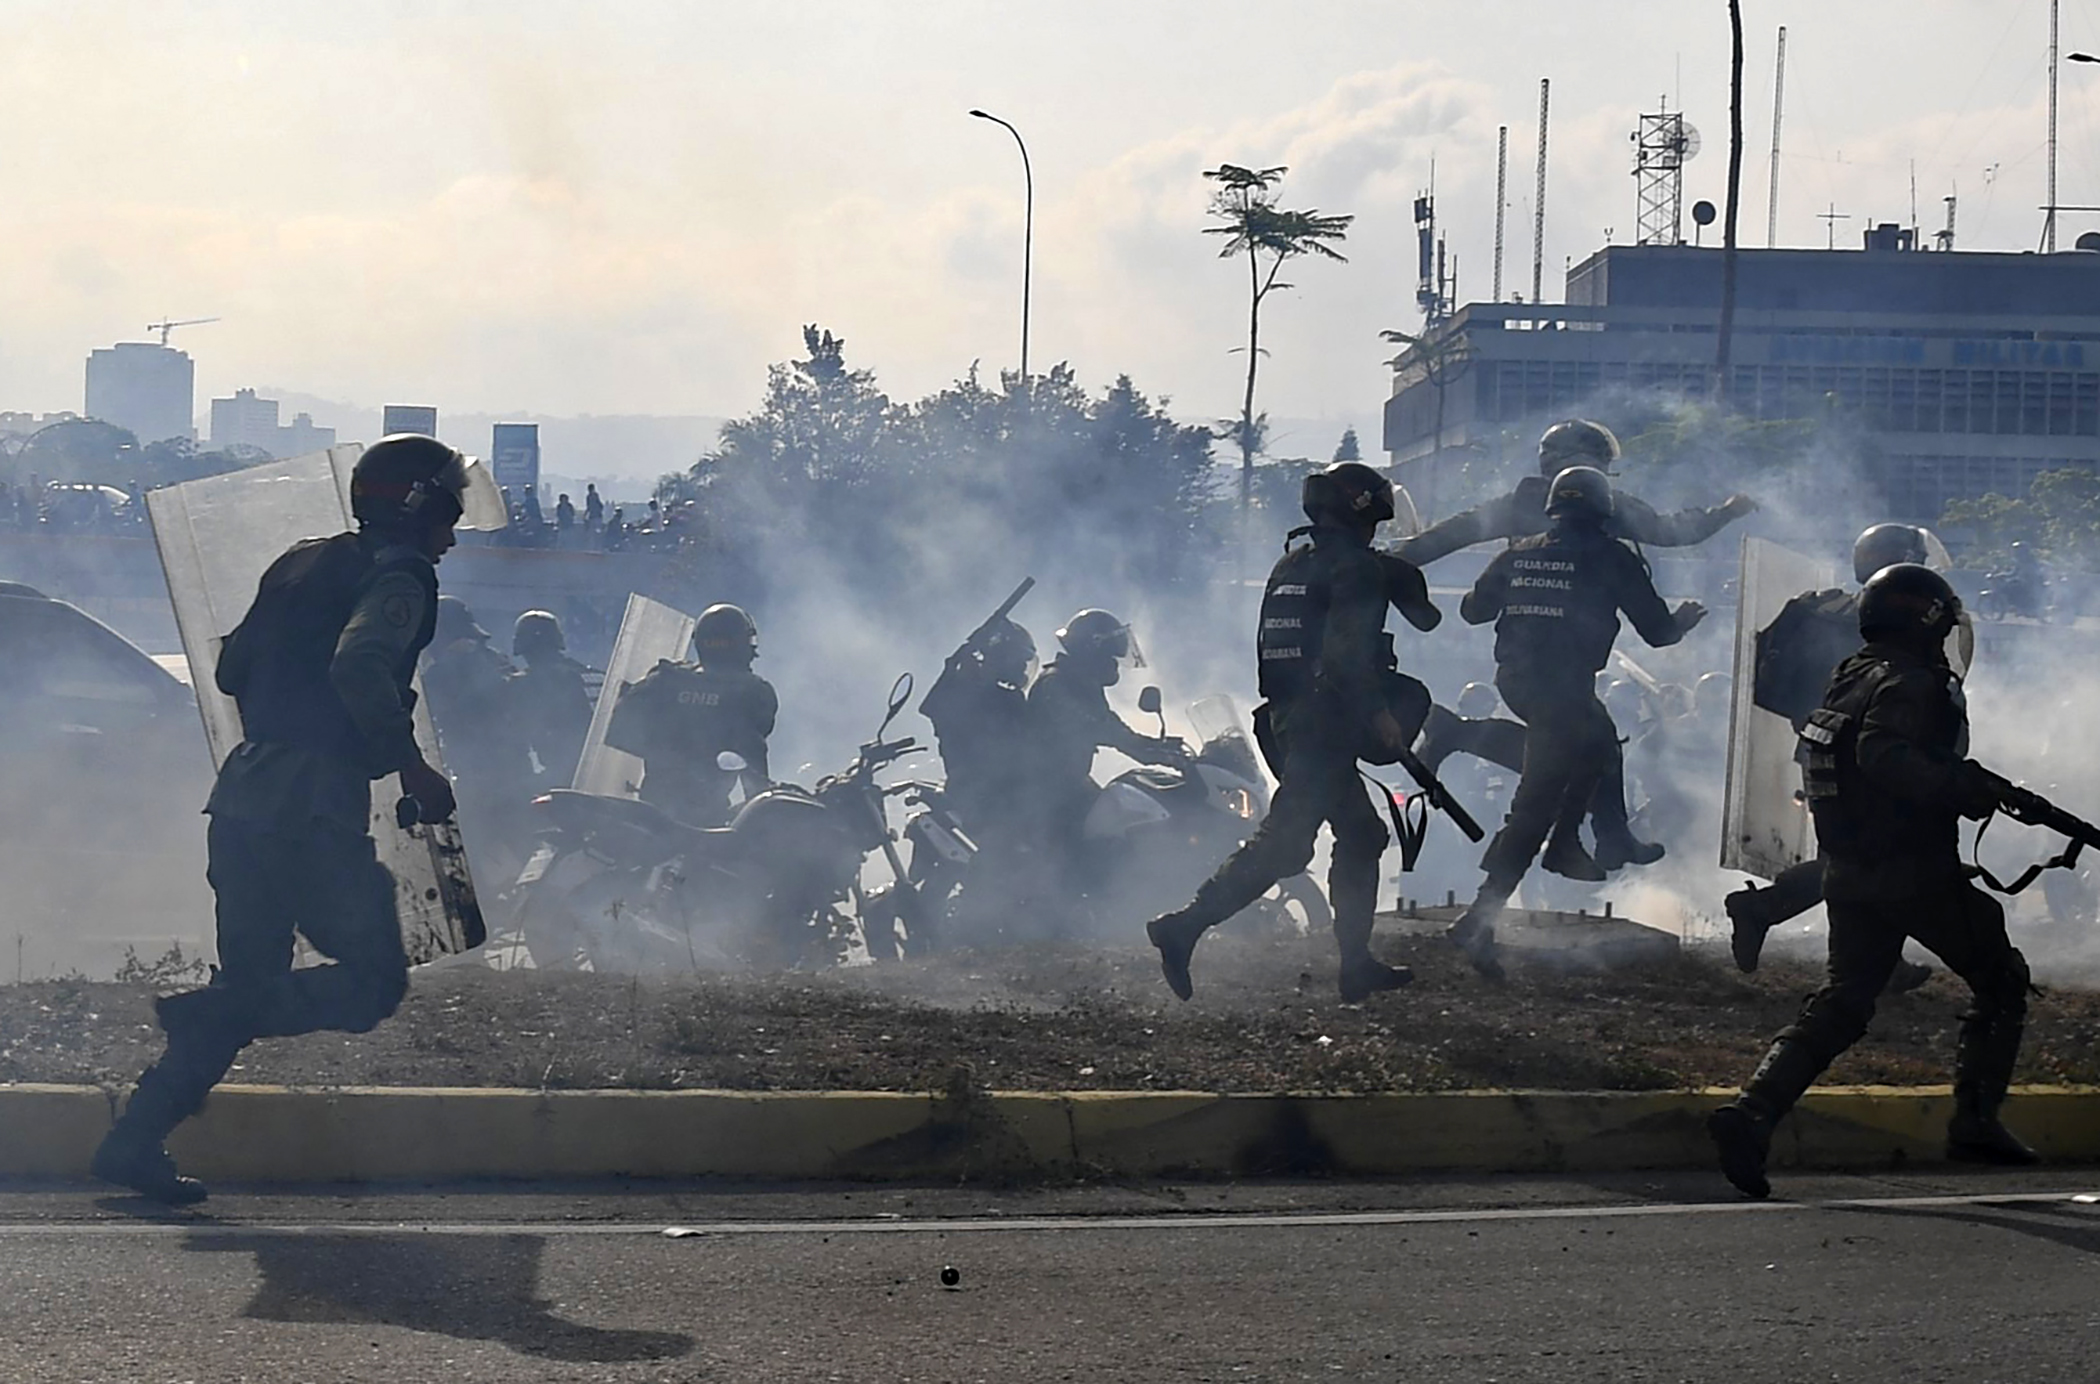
1382,230 -> 2100,524
84,343 -> 195,445
207,388 -> 336,457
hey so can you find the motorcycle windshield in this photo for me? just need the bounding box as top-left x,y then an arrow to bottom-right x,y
570,593 -> 698,798
1186,694 -> 1242,748
147,446 -> 484,962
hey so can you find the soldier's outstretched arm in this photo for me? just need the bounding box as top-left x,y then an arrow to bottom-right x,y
1392,492 -> 1516,567
1459,550 -> 1512,626
1613,490 -> 1757,548
1613,545 -> 1704,648
1377,552 -> 1442,632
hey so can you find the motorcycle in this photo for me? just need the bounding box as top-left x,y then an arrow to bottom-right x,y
1078,688 -> 1329,933
512,674 -> 931,971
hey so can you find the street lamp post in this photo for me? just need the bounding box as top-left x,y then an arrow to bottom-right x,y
969,108 -> 1032,384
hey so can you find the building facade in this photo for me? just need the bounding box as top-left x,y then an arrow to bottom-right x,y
1383,235 -> 2100,524
207,388 -> 335,457
83,343 -> 194,445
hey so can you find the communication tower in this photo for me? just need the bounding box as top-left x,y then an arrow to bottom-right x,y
1632,107 -> 1700,246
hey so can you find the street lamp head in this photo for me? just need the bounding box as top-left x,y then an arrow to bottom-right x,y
968,108 -> 992,118
2069,52 -> 2099,63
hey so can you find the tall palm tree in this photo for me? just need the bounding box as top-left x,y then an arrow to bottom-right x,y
1203,164 -> 1353,511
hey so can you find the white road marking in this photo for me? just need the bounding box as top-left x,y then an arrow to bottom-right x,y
0,1190 -> 2088,1238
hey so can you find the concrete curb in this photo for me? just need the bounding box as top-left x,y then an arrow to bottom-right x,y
6,1083 -> 2098,1184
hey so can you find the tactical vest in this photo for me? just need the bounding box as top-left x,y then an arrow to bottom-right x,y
215,532 -> 438,775
1754,588 -> 1858,730
604,661 -> 769,765
1256,532 -> 1393,705
1800,651 -> 1967,871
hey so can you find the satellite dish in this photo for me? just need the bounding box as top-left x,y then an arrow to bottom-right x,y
1692,200 -> 1718,226
1678,123 -> 1702,161
2077,230 -> 2100,252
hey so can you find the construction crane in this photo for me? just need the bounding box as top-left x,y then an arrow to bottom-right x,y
144,317 -> 219,347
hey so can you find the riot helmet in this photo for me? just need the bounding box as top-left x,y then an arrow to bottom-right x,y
512,609 -> 565,661
978,617 -> 1038,688
1301,460 -> 1397,529
1537,419 -> 1621,475
1056,608 -> 1143,685
1851,523 -> 1930,586
350,434 -> 508,534
434,595 -> 489,646
1544,465 -> 1615,524
692,603 -> 759,667
1857,563 -> 1961,646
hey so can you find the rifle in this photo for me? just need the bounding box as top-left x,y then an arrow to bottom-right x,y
1972,769 -> 2100,894
1391,748 -> 1485,842
946,577 -> 1036,667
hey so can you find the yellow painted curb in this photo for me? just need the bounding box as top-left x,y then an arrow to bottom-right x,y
3,1084 -> 2095,1184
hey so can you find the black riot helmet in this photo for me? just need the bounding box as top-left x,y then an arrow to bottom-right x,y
1544,465 -> 1615,525
350,434 -> 506,535
1537,418 -> 1621,475
1851,523 -> 1930,586
512,609 -> 565,660
977,616 -> 1038,687
1301,461 -> 1397,529
692,603 -> 758,667
434,595 -> 489,646
1857,563 -> 1961,646
1056,608 -> 1143,685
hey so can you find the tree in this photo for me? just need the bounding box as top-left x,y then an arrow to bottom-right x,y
1943,467 -> 2100,571
1331,428 -> 1360,463
1202,164 -> 1352,511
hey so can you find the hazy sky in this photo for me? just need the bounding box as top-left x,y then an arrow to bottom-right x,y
3,0 -> 2096,451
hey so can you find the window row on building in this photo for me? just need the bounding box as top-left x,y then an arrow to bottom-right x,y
1471,359 -> 2100,438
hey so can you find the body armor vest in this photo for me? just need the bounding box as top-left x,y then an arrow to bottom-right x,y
215,532 -> 437,775
1801,650 -> 1967,870
1256,531 -> 1392,705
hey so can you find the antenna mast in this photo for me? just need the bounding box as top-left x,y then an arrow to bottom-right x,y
1492,125 -> 1508,301
1532,78 -> 1550,308
2046,0 -> 2060,252
1767,25 -> 1786,247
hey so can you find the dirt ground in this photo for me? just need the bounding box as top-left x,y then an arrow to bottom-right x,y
10,920 -> 2100,1096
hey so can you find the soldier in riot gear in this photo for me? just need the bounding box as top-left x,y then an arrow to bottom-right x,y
1450,466 -> 1706,977
604,602 -> 776,827
421,595 -> 530,872
1147,460 -> 1441,1003
1402,419 -> 1752,869
1726,523 -> 1943,989
508,609 -> 593,789
1026,608 -> 1187,857
92,434 -> 495,1204
1709,564 -> 2039,1199
922,615 -> 1037,831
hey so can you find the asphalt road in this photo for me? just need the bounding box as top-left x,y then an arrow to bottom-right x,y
3,1169 -> 2098,1382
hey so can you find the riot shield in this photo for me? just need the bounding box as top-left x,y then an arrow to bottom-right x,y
147,446 -> 484,962
1721,535 -> 1837,879
570,593 -> 697,798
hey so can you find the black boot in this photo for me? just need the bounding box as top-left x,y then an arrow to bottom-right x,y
91,1064 -> 214,1206
1707,1102 -> 1773,1200
1724,886 -> 1776,974
1541,836 -> 1608,883
1146,908 -> 1211,1002
1338,955 -> 1413,1003
1592,829 -> 1665,872
1449,888 -> 1509,982
1889,958 -> 1936,995
1947,1014 -> 2038,1165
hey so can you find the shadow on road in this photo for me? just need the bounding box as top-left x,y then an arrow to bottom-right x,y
185,1231 -> 694,1363
1829,1200 -> 2100,1258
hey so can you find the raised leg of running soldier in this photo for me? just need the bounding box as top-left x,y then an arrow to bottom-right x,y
1172,741 -> 1336,933
1418,705 -> 1526,774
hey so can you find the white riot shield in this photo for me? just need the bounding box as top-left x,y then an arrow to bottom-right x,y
1721,536 -> 1838,879
570,593 -> 697,798
147,446 -> 484,962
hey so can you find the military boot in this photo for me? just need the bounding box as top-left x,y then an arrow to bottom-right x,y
1591,828 -> 1665,872
1947,1015 -> 2039,1165
1541,836 -> 1608,883
91,1064 -> 213,1206
1709,1035 -> 1832,1199
1338,955 -> 1413,1003
1448,887 -> 1510,982
1146,908 -> 1213,1002
1723,885 -> 1777,973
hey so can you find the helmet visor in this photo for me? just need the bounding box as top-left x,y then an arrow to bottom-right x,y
443,453 -> 510,531
1122,627 -> 1147,669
